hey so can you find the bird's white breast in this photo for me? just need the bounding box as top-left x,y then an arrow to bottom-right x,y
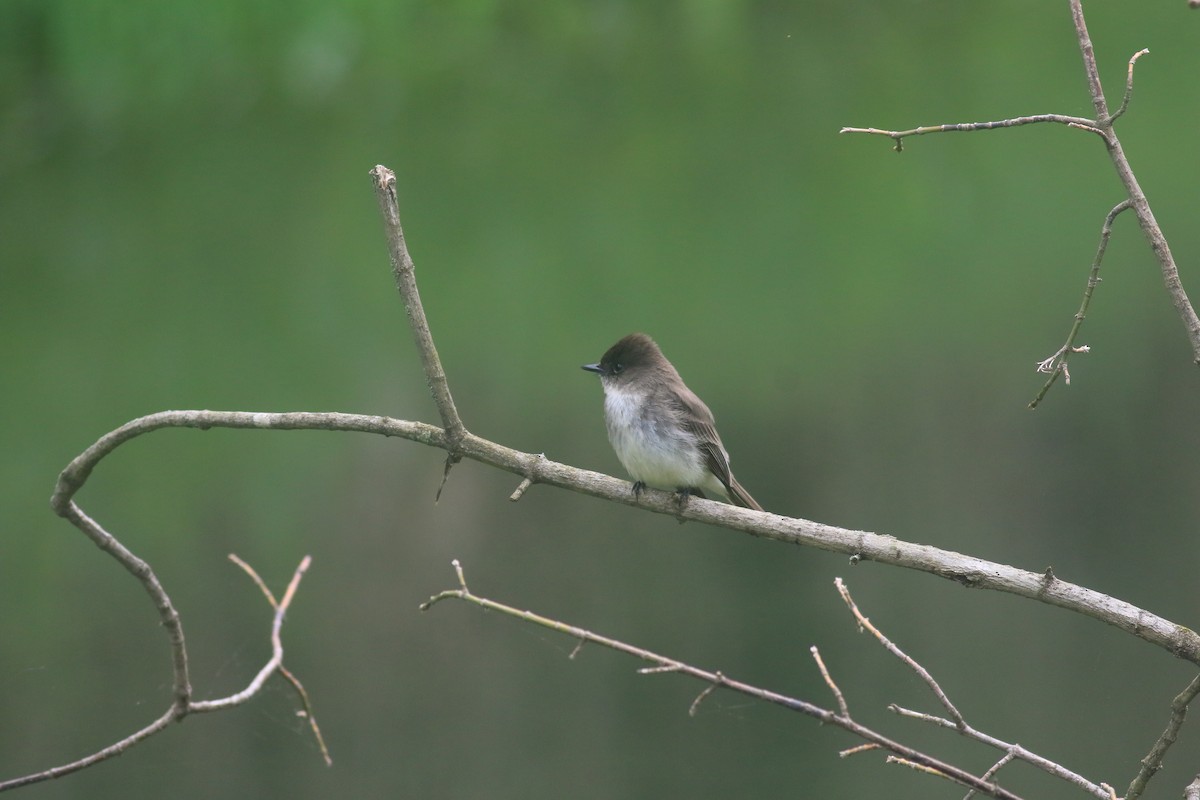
603,384 -> 709,491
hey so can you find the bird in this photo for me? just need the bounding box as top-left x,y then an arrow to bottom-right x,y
582,333 -> 763,510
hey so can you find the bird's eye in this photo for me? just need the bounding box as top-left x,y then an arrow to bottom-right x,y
612,362 -> 624,374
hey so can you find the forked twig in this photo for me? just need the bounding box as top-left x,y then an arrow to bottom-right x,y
0,554 -> 321,791
224,554 -> 331,765
844,1 -> 1200,387
836,578 -> 1111,798
423,560 -> 1039,800
835,578 -> 964,727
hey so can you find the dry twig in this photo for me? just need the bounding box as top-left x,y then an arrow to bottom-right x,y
835,578 -> 1112,798
843,1 -> 1200,399
420,560 -> 1027,800
0,554 -> 319,791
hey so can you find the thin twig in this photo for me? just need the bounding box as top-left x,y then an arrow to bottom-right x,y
836,578 -> 965,727
839,114 -> 1103,151
370,166 -> 464,439
1111,49 -> 1150,122
844,3 -> 1200,369
838,578 -> 1112,799
1029,199 -> 1133,408
1067,1 -> 1200,364
840,743 -> 881,758
1125,672 -> 1200,800
689,675 -> 723,717
0,554 -> 320,791
887,703 -> 1109,797
811,646 -> 849,718
370,165 -> 467,499
421,561 -> 1027,800
964,748 -> 1018,800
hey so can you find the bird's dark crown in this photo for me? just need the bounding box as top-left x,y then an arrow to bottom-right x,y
599,333 -> 662,374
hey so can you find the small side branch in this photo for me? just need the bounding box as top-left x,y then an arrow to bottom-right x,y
370,165 -> 467,497
1029,200 -> 1133,408
1124,672 -> 1200,800
811,646 -> 849,718
839,114 -> 1102,151
421,560 -> 1026,800
836,578 -> 964,727
0,554 -> 321,791
844,2 -> 1200,371
837,578 -> 1112,799
1111,49 -> 1151,122
205,555 -> 331,765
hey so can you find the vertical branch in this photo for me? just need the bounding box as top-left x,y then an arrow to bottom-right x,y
1068,0 -> 1200,364
1070,0 -> 1109,120
369,165 -> 466,438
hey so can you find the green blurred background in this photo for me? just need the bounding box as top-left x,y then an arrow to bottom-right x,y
3,1 -> 1199,797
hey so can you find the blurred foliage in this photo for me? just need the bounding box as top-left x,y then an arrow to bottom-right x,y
2,2 -> 1200,798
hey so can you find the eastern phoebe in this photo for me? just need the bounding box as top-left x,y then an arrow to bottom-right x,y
582,333 -> 763,511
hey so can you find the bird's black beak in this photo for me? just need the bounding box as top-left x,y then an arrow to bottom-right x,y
581,363 -> 604,374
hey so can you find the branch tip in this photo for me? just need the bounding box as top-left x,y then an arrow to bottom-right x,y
451,559 -> 469,592
688,673 -> 723,717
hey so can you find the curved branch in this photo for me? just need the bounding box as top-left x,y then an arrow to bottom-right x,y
0,551 -> 314,791
46,408 -> 1200,670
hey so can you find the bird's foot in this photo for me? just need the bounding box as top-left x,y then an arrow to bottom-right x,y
673,487 -> 705,522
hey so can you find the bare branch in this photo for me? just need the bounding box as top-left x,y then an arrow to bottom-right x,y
844,3 -> 1200,373
370,166 -> 464,439
839,579 -> 1112,798
836,578 -> 964,727
1125,672 -> 1200,800
811,646 -> 849,718
839,743 -> 881,758
1111,48 -> 1151,122
1068,2 -> 1200,363
839,114 -> 1102,151
214,555 -> 330,765
1029,200 -> 1133,408
1070,0 -> 1109,121
46,407 -> 1200,670
370,165 -> 467,497
421,561 -> 1028,800
965,748 -> 1018,800
0,554 -> 317,791
688,674 -> 723,717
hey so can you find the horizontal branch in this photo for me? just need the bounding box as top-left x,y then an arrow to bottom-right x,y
839,114 -> 1103,150
51,409 -> 1200,671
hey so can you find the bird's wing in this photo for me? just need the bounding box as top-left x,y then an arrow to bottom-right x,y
668,385 -> 734,491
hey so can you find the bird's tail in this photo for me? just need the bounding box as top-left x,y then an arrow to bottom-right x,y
726,476 -> 763,511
